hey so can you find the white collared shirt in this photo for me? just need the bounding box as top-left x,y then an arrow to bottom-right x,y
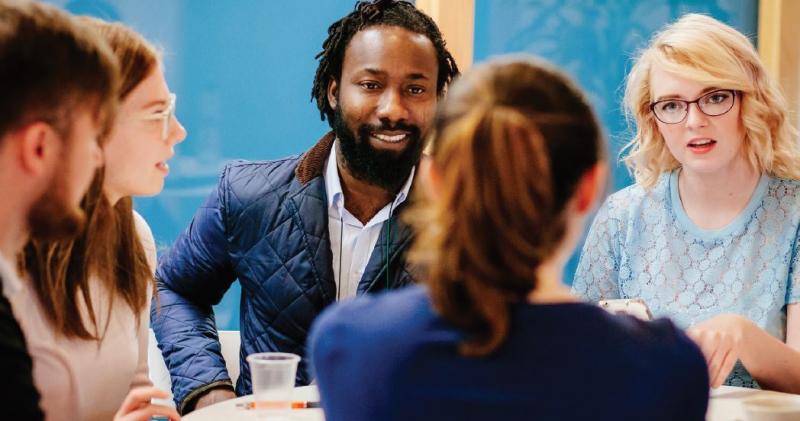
0,253 -> 22,300
325,140 -> 415,300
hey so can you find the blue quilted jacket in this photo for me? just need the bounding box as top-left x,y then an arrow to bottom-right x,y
151,133 -> 417,413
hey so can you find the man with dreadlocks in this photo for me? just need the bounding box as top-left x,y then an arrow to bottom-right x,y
151,0 -> 458,414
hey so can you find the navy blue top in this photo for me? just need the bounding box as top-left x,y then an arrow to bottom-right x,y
309,285 -> 709,421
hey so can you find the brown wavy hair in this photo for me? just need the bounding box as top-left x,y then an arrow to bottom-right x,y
408,56 -> 604,356
21,18 -> 159,340
0,1 -> 118,148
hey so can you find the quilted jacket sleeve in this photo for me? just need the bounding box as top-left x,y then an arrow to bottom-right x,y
151,165 -> 238,413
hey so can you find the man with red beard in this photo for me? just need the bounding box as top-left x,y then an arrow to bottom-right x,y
152,0 -> 459,414
0,1 -> 117,417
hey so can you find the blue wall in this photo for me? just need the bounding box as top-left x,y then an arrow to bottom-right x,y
47,1 -> 758,328
474,0 -> 758,283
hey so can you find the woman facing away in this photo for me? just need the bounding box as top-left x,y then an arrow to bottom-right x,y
573,13 -> 800,393
309,55 -> 709,421
13,18 -> 185,421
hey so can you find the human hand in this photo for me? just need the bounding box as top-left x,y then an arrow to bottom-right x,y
194,387 -> 236,411
686,313 -> 751,388
114,386 -> 180,421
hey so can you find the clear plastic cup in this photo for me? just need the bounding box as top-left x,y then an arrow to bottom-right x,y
246,352 -> 300,410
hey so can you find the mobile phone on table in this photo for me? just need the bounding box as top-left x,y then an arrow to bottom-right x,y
598,298 -> 653,321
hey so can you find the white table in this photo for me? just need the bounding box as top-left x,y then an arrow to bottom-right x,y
707,385 -> 800,420
185,385 -> 800,420
184,386 -> 322,421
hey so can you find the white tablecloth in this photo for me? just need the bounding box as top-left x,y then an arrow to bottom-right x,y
183,385 -> 322,421
184,384 -> 800,420
707,385 -> 800,420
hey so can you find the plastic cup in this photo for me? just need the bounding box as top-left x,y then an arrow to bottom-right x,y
246,352 -> 300,410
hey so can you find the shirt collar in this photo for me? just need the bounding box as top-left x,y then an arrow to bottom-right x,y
324,139 -> 415,215
0,253 -> 22,298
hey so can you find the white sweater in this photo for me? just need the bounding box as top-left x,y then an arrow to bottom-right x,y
10,211 -> 155,421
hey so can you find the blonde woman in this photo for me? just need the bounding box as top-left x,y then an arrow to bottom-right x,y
310,56 -> 708,421
16,18 -> 184,421
573,13 -> 800,393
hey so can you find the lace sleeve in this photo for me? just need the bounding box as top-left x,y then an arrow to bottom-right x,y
572,196 -> 623,301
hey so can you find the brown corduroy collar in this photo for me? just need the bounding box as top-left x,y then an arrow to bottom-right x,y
294,132 -> 335,185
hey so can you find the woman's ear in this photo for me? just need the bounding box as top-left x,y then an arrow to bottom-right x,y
575,162 -> 608,214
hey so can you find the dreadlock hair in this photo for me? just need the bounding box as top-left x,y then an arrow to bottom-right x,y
311,0 -> 459,126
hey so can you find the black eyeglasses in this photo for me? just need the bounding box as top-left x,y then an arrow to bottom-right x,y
650,89 -> 738,124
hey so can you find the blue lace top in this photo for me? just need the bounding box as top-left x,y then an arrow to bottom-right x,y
573,169 -> 800,387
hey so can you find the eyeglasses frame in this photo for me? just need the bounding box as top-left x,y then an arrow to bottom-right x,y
649,89 -> 739,125
139,93 -> 177,141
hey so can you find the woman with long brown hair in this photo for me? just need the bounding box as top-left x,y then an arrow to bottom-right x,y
12,17 -> 184,421
309,56 -> 709,420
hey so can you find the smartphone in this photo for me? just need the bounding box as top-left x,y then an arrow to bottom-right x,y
598,298 -> 653,321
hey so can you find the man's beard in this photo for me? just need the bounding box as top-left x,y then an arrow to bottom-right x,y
28,171 -> 85,241
332,105 -> 424,192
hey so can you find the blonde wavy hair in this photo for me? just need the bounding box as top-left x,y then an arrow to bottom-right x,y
623,13 -> 800,188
